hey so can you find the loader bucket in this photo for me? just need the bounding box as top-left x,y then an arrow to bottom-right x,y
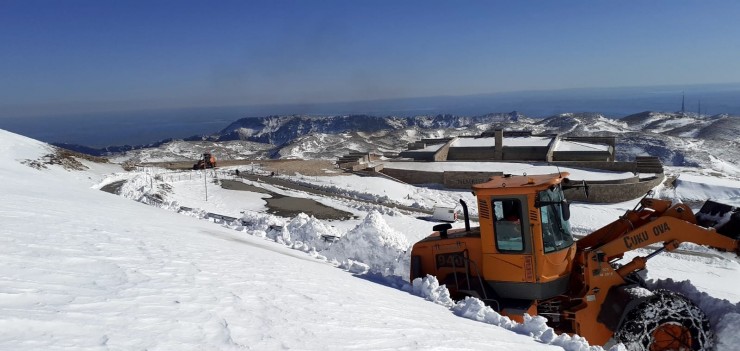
696,200 -> 740,239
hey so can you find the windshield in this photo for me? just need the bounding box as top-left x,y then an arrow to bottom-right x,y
539,186 -> 574,253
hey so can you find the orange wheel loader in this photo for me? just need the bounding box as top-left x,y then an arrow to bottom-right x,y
410,173 -> 740,350
193,153 -> 217,170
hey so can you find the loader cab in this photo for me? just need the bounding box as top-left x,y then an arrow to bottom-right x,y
473,173 -> 576,300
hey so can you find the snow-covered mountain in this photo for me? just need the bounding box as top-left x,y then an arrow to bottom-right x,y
94,111 -> 740,175
213,113 -> 523,145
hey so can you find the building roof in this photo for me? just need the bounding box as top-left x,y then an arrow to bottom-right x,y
452,137 -> 495,147
554,140 -> 610,152
450,136 -> 553,147
502,136 -> 552,147
383,161 -> 633,180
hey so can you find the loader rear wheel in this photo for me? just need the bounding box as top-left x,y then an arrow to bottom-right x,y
615,290 -> 712,351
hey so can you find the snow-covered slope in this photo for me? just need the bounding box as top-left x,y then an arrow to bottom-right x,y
0,130 -> 566,350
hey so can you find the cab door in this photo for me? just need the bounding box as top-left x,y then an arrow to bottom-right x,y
478,195 -> 537,298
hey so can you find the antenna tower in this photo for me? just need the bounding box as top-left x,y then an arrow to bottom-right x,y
698,99 -> 701,117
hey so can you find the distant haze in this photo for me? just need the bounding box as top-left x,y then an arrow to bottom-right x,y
1,83 -> 739,148
4,1 -> 740,119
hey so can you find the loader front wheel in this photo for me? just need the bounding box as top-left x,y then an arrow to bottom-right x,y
615,290 -> 712,351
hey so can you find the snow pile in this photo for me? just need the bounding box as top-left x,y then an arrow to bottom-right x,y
238,210 -> 286,239
411,275 -> 622,351
288,173 -> 478,214
453,298 -> 610,351
352,203 -> 404,216
114,170 -> 181,210
669,174 -> 740,203
231,210 -> 411,277
411,274 -> 455,307
649,278 -> 740,351
285,213 -> 341,249
325,211 -> 410,277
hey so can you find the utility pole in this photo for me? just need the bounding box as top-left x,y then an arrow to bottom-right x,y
681,92 -> 685,115
203,155 -> 208,202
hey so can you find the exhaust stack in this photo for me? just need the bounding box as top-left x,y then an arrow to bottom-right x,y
460,199 -> 471,232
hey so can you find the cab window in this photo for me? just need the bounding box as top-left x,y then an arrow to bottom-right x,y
492,199 -> 524,252
539,187 -> 574,253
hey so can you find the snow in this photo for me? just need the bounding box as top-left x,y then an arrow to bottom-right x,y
325,211 -> 410,277
580,116 -> 629,134
451,136 -> 553,147
452,137 -> 496,147
650,117 -> 698,133
415,276 -> 614,351
384,161 -> 635,180
504,136 -> 553,147
667,173 -> 740,205
3,128 -> 740,350
418,143 -> 444,152
1,130 -> 570,350
555,140 -> 611,152
286,172 -> 478,215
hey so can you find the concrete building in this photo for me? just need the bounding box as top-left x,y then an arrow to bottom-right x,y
399,129 -> 615,163
337,129 -> 664,203
337,152 -> 383,171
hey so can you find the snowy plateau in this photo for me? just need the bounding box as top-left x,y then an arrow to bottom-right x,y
1,112 -> 740,351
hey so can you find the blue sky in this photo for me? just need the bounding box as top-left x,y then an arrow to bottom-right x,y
2,0 -> 740,116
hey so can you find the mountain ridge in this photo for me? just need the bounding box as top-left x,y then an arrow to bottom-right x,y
53,111 -> 740,176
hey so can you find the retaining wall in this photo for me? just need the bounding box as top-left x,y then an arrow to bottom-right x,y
447,146 -> 549,161
397,150 -> 436,161
550,161 -> 638,173
503,147 -> 549,161
447,147 -> 497,160
552,151 -> 612,162
443,171 -> 504,188
564,175 -> 665,203
380,168 -> 444,184
379,166 -> 665,203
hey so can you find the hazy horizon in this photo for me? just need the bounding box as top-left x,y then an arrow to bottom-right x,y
2,81 -> 739,148
3,81 -> 740,119
3,1 -> 740,120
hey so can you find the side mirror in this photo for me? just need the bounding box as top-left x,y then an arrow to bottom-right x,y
562,200 -> 571,221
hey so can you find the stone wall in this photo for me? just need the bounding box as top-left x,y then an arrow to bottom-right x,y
398,150 -> 436,161
564,175 -> 664,203
448,146 -> 550,161
569,176 -> 639,185
552,151 -> 612,162
380,167 -> 444,184
447,147 -> 497,160
503,147 -> 549,161
550,161 -> 638,173
433,138 -> 456,161
379,167 -> 665,203
443,171 -> 504,189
